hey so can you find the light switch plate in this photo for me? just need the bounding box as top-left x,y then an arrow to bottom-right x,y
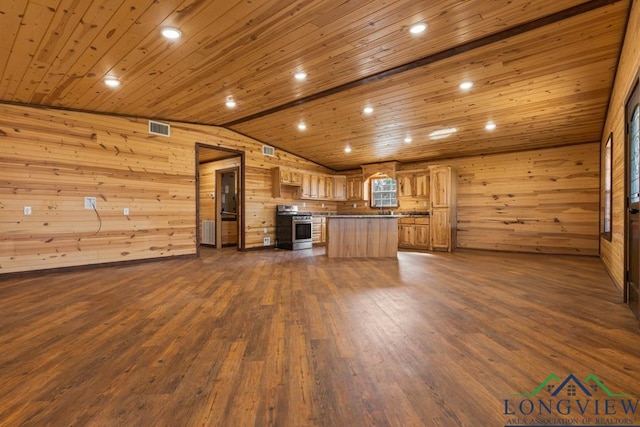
123,208 -> 129,216
23,206 -> 32,215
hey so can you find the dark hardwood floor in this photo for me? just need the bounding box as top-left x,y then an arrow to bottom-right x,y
0,247 -> 638,426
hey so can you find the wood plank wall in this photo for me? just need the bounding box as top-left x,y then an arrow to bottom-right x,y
407,143 -> 600,255
0,103 -> 334,274
599,0 -> 640,293
0,101 -> 602,274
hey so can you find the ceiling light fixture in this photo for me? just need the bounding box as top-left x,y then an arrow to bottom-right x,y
404,137 -> 413,144
104,77 -> 121,88
294,71 -> 307,81
409,23 -> 427,34
429,127 -> 457,140
459,81 -> 473,90
161,27 -> 182,40
363,106 -> 374,115
344,146 -> 352,153
297,122 -> 307,131
485,122 -> 497,131
225,97 -> 236,108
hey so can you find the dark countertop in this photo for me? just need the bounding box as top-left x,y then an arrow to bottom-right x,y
311,211 -> 429,217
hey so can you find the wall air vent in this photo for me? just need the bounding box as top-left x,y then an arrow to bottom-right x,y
148,120 -> 171,137
262,145 -> 275,157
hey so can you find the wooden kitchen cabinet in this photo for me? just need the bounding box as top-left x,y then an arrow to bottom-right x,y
429,165 -> 456,252
398,219 -> 415,248
397,171 -> 429,198
414,218 -> 430,249
299,173 -> 312,198
310,174 -> 320,198
334,176 -> 347,200
414,172 -> 429,197
272,167 -> 302,197
396,173 -> 415,198
398,217 -> 430,250
346,176 -> 363,200
312,216 -> 326,244
299,174 -> 345,201
319,175 -> 333,200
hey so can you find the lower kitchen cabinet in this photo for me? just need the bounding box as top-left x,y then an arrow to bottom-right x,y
398,217 -> 429,250
312,216 -> 327,245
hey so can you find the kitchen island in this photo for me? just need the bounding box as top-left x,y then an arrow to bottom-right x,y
326,215 -> 398,258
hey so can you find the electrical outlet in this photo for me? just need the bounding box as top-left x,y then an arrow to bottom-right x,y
302,202 -> 306,207
123,208 -> 129,216
352,203 -> 357,208
23,206 -> 32,215
84,197 -> 96,210
321,203 -> 325,208
263,227 -> 268,234
263,237 -> 270,246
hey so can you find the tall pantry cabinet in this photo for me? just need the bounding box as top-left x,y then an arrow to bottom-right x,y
429,165 -> 457,252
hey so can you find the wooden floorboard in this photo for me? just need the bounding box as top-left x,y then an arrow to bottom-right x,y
0,248 -> 638,426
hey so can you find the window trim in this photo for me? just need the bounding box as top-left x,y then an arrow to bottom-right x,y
602,132 -> 613,241
369,177 -> 398,208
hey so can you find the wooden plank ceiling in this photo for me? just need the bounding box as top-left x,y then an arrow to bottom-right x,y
0,0 -> 631,171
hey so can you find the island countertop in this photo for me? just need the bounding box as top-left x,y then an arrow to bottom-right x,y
326,214 -> 402,218
326,216 -> 398,258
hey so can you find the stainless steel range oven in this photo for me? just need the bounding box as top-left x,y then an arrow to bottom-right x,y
276,205 -> 313,250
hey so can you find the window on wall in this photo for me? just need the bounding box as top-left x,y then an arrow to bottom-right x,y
602,133 -> 612,241
632,105 -> 640,203
370,177 -> 397,207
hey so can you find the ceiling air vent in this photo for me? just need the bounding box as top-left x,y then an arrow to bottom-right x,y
262,145 -> 275,157
148,120 -> 170,137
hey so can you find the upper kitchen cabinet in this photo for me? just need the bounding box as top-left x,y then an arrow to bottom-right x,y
397,171 -> 430,198
298,173 -> 346,201
429,165 -> 457,252
334,176 -> 347,201
272,167 -> 302,197
346,175 -> 364,201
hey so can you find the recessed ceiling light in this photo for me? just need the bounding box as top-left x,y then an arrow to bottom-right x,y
225,97 -> 236,108
409,23 -> 427,34
459,81 -> 473,90
485,122 -> 497,131
404,137 -> 412,144
297,122 -> 307,131
294,72 -> 307,81
363,106 -> 374,115
104,77 -> 121,88
429,127 -> 457,140
344,146 -> 352,153
161,27 -> 182,40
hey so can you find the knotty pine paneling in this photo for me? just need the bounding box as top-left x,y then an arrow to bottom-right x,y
0,103 -> 335,274
404,143 -> 600,255
599,0 -> 640,294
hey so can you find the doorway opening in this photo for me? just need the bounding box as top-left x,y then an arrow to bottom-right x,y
196,143 -> 245,254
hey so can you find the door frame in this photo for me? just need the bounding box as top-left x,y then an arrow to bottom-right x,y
215,167 -> 241,249
195,143 -> 245,255
624,72 -> 640,304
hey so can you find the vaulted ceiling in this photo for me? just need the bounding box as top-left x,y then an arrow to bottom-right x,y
0,0 -> 631,170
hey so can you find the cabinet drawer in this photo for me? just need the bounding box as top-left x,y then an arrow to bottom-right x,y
414,217 -> 429,225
